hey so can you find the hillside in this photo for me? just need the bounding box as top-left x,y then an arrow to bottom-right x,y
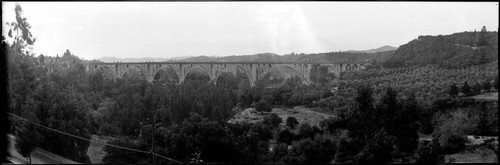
348,45 -> 398,53
179,50 -> 395,63
384,30 -> 498,68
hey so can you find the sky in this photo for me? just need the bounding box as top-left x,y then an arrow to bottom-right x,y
2,2 -> 499,60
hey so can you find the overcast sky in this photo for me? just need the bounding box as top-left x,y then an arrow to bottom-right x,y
2,2 -> 499,60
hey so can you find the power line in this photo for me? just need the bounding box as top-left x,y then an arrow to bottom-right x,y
7,112 -> 182,164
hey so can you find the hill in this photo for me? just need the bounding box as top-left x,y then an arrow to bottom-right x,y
97,57 -> 176,62
384,29 -> 498,68
179,50 -> 395,63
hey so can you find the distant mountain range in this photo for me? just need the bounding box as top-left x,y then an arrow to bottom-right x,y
347,45 -> 398,53
90,30 -> 499,69
94,46 -> 397,63
97,56 -> 192,62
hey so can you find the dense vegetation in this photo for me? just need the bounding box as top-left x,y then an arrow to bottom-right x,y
5,4 -> 498,164
384,27 -> 498,68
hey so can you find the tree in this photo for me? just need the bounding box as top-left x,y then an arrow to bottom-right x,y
7,4 -> 36,48
263,113 -> 282,129
298,123 -> 313,139
349,85 -> 377,140
15,119 -> 43,164
495,76 -> 499,90
448,84 -> 459,97
460,81 -> 472,96
277,129 -> 295,144
415,139 -> 444,164
255,100 -> 272,112
478,26 -> 488,46
482,80 -> 491,92
288,135 -> 336,164
353,129 -> 396,164
103,137 -> 144,164
472,83 -> 482,95
285,117 -> 299,129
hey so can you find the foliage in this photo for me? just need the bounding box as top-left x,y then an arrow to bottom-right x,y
353,129 -> 397,164
482,80 -> 491,92
449,84 -> 459,96
461,81 -> 472,96
255,100 -> 272,112
285,116 -> 299,129
263,113 -> 282,129
384,30 -> 498,68
414,139 -> 444,164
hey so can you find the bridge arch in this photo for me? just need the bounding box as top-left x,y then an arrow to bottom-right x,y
233,64 -> 254,86
152,65 -> 180,83
119,65 -> 148,81
277,65 -> 311,85
197,64 -> 230,84
92,65 -> 117,80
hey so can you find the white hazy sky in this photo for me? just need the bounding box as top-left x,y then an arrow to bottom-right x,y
2,2 -> 499,60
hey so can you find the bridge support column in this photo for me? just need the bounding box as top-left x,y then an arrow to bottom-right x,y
174,64 -> 192,84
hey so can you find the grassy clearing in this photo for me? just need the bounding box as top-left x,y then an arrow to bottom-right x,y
228,106 -> 334,127
467,92 -> 498,101
445,146 -> 498,163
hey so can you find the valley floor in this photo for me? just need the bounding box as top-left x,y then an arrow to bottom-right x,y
228,106 -> 333,127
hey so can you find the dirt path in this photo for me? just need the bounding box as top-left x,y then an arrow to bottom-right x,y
87,135 -> 114,164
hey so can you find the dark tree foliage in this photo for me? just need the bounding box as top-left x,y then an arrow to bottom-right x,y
1,36 -> 8,163
277,129 -> 295,144
297,123 -> 313,139
472,82 -> 482,95
103,137 -> 147,164
461,81 -> 472,96
441,134 -> 468,154
448,83 -> 459,97
255,100 -> 272,112
263,113 -> 282,129
353,129 -> 396,164
495,76 -> 499,90
285,116 -> 299,129
284,135 -> 336,164
320,116 -> 347,134
15,122 -> 43,164
349,85 -> 377,140
482,80 -> 491,92
415,139 -> 444,164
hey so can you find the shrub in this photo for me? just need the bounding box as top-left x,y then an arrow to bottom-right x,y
482,80 -> 491,92
461,81 -> 472,96
255,100 -> 272,112
286,116 -> 299,129
277,129 -> 295,144
263,113 -> 282,129
441,134 -> 468,154
298,123 -> 313,139
415,139 -> 444,164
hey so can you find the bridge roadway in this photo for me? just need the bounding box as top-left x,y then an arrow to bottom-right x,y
47,61 -> 369,86
82,61 -> 368,65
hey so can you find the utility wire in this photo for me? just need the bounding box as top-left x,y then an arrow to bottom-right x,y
7,112 -> 182,164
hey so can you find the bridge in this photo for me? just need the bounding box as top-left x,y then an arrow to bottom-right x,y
47,61 -> 369,87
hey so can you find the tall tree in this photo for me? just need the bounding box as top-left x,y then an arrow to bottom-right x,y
482,80 -> 491,92
448,84 -> 459,97
461,81 -> 472,96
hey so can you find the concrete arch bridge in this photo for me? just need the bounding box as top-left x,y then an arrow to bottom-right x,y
48,61 -> 369,87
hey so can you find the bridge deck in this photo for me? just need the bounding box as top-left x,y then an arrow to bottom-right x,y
79,61 -> 369,65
